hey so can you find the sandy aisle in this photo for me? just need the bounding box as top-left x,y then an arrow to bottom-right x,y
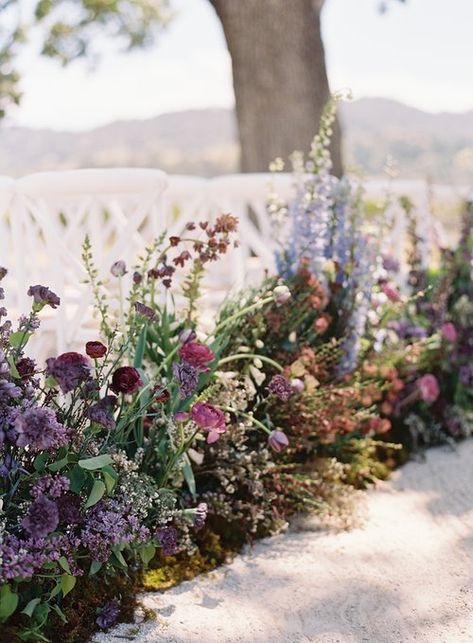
93,441 -> 473,643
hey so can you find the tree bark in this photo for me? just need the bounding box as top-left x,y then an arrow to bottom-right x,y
209,0 -> 342,175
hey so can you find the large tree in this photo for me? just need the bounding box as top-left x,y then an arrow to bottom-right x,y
0,0 -> 402,174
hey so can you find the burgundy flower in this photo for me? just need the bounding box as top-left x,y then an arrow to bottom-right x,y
132,271 -> 142,284
15,357 -> 36,379
416,374 -> 440,403
191,402 -> 226,444
46,352 -> 92,393
57,492 -> 83,525
267,375 -> 293,402
22,495 -> 59,538
27,285 -> 60,309
179,341 -> 215,371
440,323 -> 457,343
86,341 -> 107,358
110,366 -> 142,394
267,430 -> 289,453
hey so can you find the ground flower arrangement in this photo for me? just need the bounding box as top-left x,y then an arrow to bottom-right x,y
1,101 -> 471,642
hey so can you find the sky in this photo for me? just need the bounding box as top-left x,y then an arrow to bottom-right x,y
6,0 -> 473,131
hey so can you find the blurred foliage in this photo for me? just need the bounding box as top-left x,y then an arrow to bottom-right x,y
0,0 -> 170,118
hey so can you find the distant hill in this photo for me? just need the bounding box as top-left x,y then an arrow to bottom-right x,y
1,98 -> 472,180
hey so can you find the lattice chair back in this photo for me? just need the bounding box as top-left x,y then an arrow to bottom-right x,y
0,169 -> 168,358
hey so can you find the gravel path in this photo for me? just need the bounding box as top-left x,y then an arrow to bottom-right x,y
93,441 -> 473,643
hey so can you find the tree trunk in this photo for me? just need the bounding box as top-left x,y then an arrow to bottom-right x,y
209,0 -> 342,175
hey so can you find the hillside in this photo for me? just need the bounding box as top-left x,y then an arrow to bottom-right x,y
1,98 -> 472,180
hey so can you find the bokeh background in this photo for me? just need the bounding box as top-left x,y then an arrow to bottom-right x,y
1,0 -> 472,181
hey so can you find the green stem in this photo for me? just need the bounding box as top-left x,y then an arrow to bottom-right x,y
220,406 -> 271,435
211,294 -> 274,338
218,353 -> 283,372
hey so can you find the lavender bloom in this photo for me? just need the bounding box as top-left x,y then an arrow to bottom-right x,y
22,495 -> 59,538
135,301 -> 157,321
172,362 -> 199,399
88,395 -> 117,430
46,352 -> 92,393
15,406 -> 69,451
155,526 -> 179,556
96,600 -> 120,630
0,379 -> 21,402
268,430 -> 289,453
267,375 -> 293,402
31,474 -> 70,499
27,285 -> 60,309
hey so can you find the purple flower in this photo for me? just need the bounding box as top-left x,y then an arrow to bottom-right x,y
46,352 -> 92,393
179,341 -> 215,371
15,406 -> 69,451
193,503 -> 208,530
86,341 -> 107,358
191,402 -> 226,444
110,261 -> 127,277
57,493 -> 83,525
96,600 -> 120,630
88,395 -> 117,430
27,285 -> 60,309
172,362 -> 199,399
110,366 -> 142,394
135,301 -> 156,321
0,267 -> 7,281
0,379 -> 21,402
440,323 -> 457,343
459,364 -> 473,387
0,454 -> 21,478
179,328 -> 197,344
31,474 -> 70,499
132,271 -> 142,284
155,526 -> 179,556
174,411 -> 190,422
267,375 -> 293,402
267,430 -> 289,453
22,495 -> 59,538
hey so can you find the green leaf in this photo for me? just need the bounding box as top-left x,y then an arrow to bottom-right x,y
89,560 -> 102,575
8,331 -> 31,348
111,547 -> 127,568
49,582 -> 62,599
51,604 -> 67,623
33,451 -> 49,473
102,469 -> 117,494
139,544 -> 156,566
48,454 -> 70,472
60,574 -> 76,597
78,454 -> 113,470
181,453 -> 196,499
69,465 -> 87,493
58,556 -> 71,574
0,584 -> 19,622
21,598 -> 42,618
85,479 -> 106,508
133,324 -> 148,369
7,356 -> 20,379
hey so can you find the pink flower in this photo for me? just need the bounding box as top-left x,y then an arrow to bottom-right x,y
267,430 -> 289,453
440,322 -> 457,343
381,283 -> 401,302
191,402 -> 226,444
416,374 -> 440,403
179,341 -> 215,371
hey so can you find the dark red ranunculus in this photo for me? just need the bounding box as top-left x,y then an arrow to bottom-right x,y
110,366 -> 142,395
86,341 -> 107,359
179,341 -> 215,371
